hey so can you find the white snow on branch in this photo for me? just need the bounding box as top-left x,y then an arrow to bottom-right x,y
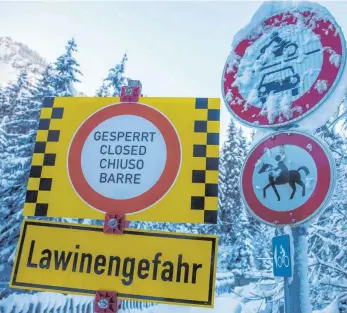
329,53 -> 341,68
325,47 -> 342,68
226,54 -> 241,74
313,299 -> 340,313
225,89 -> 233,103
314,80 -> 328,94
305,177 -> 315,189
0,292 -> 157,313
259,92 -> 302,124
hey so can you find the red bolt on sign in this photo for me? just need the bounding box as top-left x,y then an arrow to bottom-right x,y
103,214 -> 129,234
95,291 -> 121,313
120,83 -> 141,102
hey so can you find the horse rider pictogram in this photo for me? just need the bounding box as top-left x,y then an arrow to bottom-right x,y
258,155 -> 310,201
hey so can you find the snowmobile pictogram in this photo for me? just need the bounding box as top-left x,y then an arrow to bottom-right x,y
257,32 -> 299,65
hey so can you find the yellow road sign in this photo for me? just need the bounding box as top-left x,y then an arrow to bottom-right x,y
23,97 -> 220,224
10,220 -> 217,307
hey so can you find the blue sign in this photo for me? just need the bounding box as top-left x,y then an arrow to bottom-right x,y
272,235 -> 292,277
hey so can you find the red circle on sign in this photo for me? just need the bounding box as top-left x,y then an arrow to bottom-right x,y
68,103 -> 181,215
222,11 -> 346,128
241,131 -> 335,226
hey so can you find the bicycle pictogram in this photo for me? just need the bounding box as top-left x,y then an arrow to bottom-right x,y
275,245 -> 290,268
272,235 -> 292,276
278,245 -> 290,267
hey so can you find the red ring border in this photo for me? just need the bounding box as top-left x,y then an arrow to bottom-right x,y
222,11 -> 345,127
241,132 -> 334,226
68,103 -> 181,216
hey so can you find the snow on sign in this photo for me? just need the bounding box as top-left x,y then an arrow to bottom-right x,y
241,130 -> 336,227
10,220 -> 217,307
222,7 -> 346,128
23,97 -> 220,224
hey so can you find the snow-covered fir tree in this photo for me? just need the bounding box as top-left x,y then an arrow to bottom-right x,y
32,64 -> 56,103
237,128 -> 257,235
0,75 -> 36,298
1,71 -> 32,120
95,81 -> 110,97
307,120 -> 347,311
218,119 -> 243,246
97,53 -> 128,96
0,87 -> 6,104
237,128 -> 270,271
0,87 -> 8,118
0,39 -> 83,299
227,128 -> 254,276
252,223 -> 272,271
52,38 -> 81,96
217,123 -> 259,276
228,207 -> 255,276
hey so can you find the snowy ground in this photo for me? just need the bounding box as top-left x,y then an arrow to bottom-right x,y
136,293 -> 337,313
1,284 -> 338,313
0,292 -> 255,313
144,295 -> 254,313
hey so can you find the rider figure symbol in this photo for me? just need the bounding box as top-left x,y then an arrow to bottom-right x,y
273,155 -> 288,177
258,154 -> 310,201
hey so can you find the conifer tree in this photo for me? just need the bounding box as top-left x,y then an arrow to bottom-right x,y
1,71 -> 32,120
0,87 -> 7,112
52,38 -> 82,96
32,64 -> 56,102
307,122 -> 347,310
252,223 -> 272,270
97,54 -> 128,97
226,127 -> 255,274
0,39 -> 82,297
0,72 -> 35,292
95,82 -> 110,97
218,119 -> 242,246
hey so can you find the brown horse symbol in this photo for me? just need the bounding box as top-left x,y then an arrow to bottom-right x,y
258,158 -> 310,201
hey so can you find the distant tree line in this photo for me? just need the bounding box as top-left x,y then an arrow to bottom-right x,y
0,38 -> 129,299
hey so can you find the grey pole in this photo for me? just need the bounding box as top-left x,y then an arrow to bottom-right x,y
283,226 -> 312,313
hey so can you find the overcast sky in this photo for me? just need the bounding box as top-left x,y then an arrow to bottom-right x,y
1,1 -> 347,137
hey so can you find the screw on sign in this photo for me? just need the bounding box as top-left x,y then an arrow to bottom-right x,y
67,103 -> 181,216
240,130 -> 336,227
222,7 -> 346,128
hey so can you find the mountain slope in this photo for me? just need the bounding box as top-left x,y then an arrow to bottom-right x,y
0,36 -> 46,87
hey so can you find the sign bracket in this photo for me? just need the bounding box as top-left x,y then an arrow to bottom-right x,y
120,80 -> 142,102
103,213 -> 129,234
95,291 -> 121,313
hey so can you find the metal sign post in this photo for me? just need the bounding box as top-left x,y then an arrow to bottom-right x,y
283,226 -> 311,313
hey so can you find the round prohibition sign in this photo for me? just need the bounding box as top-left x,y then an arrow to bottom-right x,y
241,130 -> 336,227
222,9 -> 346,128
68,102 -> 182,216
